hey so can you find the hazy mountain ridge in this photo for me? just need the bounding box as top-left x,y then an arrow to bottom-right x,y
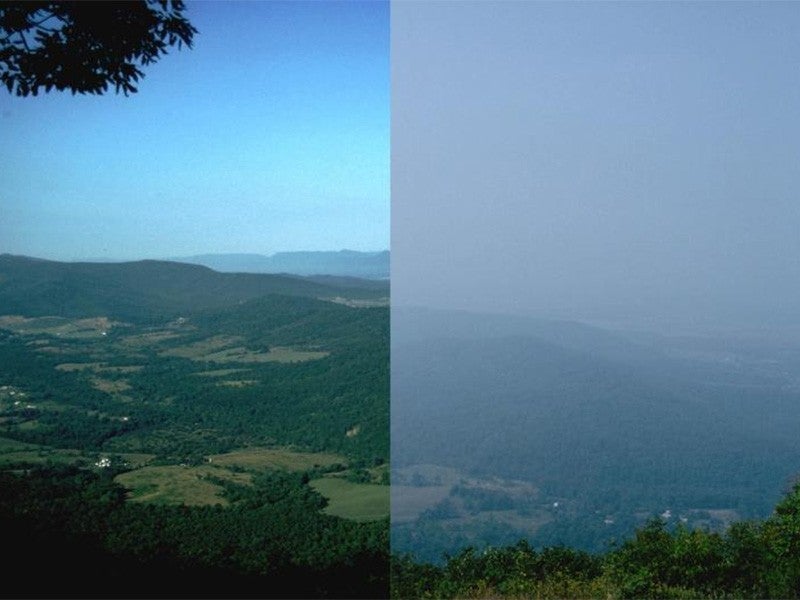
173,250 -> 390,279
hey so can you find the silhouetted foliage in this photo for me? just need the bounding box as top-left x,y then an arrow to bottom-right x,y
0,467 -> 389,598
392,483 -> 800,599
0,0 -> 196,96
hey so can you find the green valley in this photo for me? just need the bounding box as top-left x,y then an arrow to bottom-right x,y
0,255 -> 389,598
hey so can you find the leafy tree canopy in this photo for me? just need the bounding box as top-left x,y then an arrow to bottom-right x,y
0,1 -> 196,96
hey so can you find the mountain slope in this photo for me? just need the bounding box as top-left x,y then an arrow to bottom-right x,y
0,254 -> 387,323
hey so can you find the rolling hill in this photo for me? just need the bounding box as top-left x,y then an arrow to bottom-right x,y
0,254 -> 388,323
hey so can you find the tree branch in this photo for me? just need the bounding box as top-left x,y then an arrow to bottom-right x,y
27,10 -> 61,31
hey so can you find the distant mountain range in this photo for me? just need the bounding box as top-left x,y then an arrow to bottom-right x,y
0,254 -> 388,323
170,250 -> 389,279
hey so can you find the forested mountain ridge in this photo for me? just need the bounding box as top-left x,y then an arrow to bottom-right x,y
0,254 -> 388,323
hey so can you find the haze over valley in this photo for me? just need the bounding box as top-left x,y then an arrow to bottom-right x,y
391,1 -> 800,569
391,307 -> 800,561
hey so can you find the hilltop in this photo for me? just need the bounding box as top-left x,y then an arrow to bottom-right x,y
0,254 -> 388,323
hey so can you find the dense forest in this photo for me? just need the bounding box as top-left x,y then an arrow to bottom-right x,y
0,255 -> 389,597
1,465 -> 388,598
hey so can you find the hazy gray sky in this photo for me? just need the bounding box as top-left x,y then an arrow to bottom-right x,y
392,2 -> 800,333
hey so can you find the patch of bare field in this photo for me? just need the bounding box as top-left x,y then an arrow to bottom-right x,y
0,315 -> 120,338
165,338 -> 329,364
91,378 -> 132,393
203,345 -> 329,364
322,296 -> 390,308
264,346 -> 330,363
194,369 -> 249,377
160,335 -> 241,358
36,346 -> 70,354
56,362 -> 104,372
391,485 -> 453,523
58,362 -> 143,374
445,509 -> 553,540
706,508 -> 739,522
217,380 -> 259,388
201,347 -> 255,362
117,453 -> 156,468
393,464 -> 465,487
0,315 -> 28,327
208,447 -> 346,471
74,317 -> 116,330
115,464 -> 253,506
98,365 -> 143,374
120,330 -> 185,347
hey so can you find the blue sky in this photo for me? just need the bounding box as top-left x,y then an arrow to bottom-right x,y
1,1 -> 389,261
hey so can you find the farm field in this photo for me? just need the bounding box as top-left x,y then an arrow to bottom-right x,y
115,464 -> 254,506
209,447 -> 346,472
311,476 -> 390,521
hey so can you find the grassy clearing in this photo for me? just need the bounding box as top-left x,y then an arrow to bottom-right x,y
217,380 -> 258,387
261,346 -> 330,363
194,368 -> 249,377
91,377 -> 131,393
98,365 -> 143,374
0,446 -> 85,466
115,453 -> 156,468
120,330 -> 184,346
56,362 -> 143,375
160,335 -> 240,358
310,477 -> 389,522
55,362 -> 103,372
202,345 -> 329,364
35,346 -> 72,354
161,336 -> 328,364
0,315 -> 118,338
322,297 -> 390,308
114,464 -> 252,506
367,463 -> 389,482
208,447 -> 345,472
391,485 -> 453,523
